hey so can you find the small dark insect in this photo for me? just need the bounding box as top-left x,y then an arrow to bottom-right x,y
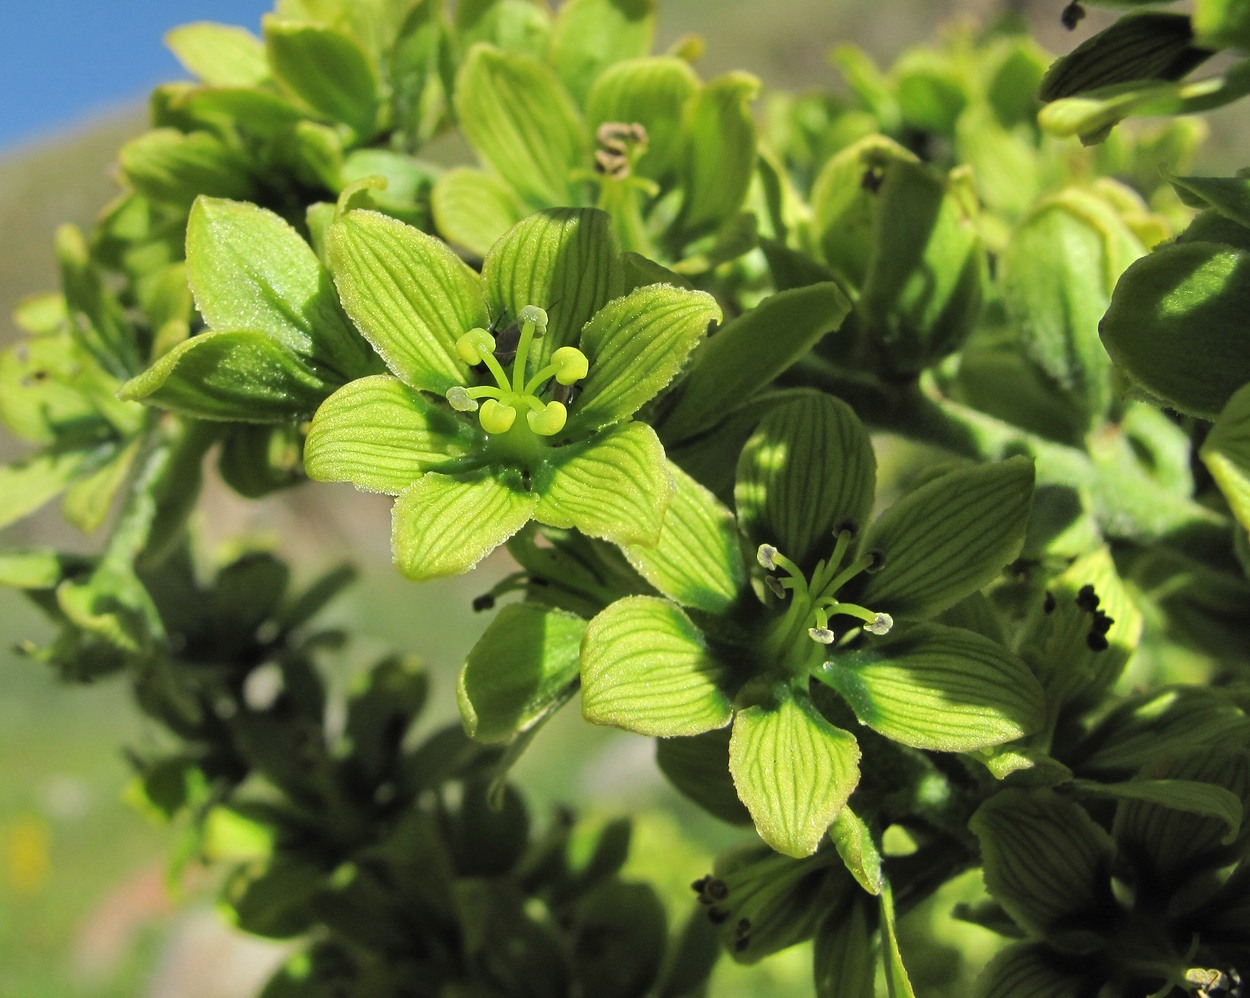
486,306 -> 521,366
483,300 -> 561,368
1061,1 -> 1085,30
552,382 -> 581,408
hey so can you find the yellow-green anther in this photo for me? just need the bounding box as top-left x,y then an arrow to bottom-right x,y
451,305 -> 584,439
518,305 -> 548,330
479,398 -> 517,434
551,346 -> 588,385
447,386 -> 479,412
523,345 -> 590,396
764,576 -> 787,599
757,544 -> 779,570
457,328 -> 496,365
527,400 -> 568,436
808,626 -> 835,644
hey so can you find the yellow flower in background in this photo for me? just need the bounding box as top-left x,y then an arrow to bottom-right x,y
5,813 -> 50,896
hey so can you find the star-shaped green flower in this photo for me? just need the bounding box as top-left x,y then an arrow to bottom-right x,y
580,392 -> 1045,856
304,205 -> 721,580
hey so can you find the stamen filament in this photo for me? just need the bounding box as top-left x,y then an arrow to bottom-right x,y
822,553 -> 881,602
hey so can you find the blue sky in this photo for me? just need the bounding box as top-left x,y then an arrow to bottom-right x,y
0,1 -> 273,151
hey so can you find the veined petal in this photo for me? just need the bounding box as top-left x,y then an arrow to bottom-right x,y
624,461 -> 746,614
569,283 -> 721,434
455,44 -> 587,207
431,167 -> 527,260
304,375 -> 479,494
729,694 -> 861,858
858,456 -> 1034,619
735,393 -> 876,572
814,623 -> 1045,753
327,209 -> 484,394
392,471 -> 538,580
481,207 -> 624,360
581,595 -> 735,737
534,421 -> 672,547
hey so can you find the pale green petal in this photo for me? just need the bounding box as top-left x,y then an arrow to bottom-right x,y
581,595 -> 734,737
327,209 -> 484,393
305,375 -> 479,494
392,471 -> 538,579
730,695 -> 861,858
624,461 -> 746,614
534,421 -> 671,547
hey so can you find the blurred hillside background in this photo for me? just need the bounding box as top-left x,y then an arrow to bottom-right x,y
1,1 -> 1245,995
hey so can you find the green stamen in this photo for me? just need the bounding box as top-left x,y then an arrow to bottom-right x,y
757,528 -> 891,671
446,306 -> 587,439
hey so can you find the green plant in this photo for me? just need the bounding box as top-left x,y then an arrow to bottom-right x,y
4,0 -> 1250,994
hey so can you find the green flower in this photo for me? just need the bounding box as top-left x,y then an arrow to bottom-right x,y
304,206 -> 721,580
580,392 -> 1044,857
432,42 -> 758,265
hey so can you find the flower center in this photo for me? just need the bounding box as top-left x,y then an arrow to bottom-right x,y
756,526 -> 891,675
446,305 -> 588,439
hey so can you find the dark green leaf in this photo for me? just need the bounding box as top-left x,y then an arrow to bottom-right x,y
859,457 -> 1034,619
735,393 -> 876,573
1100,240 -> 1250,419
655,728 -> 751,825
457,603 -> 585,743
661,283 -> 852,441
1039,13 -> 1212,101
970,789 -> 1116,938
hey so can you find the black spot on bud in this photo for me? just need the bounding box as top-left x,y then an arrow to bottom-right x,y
734,936 -> 750,953
472,594 -> 495,612
1043,591 -> 1056,614
1061,2 -> 1085,30
865,549 -> 886,573
708,907 -> 731,925
1087,632 -> 1109,652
